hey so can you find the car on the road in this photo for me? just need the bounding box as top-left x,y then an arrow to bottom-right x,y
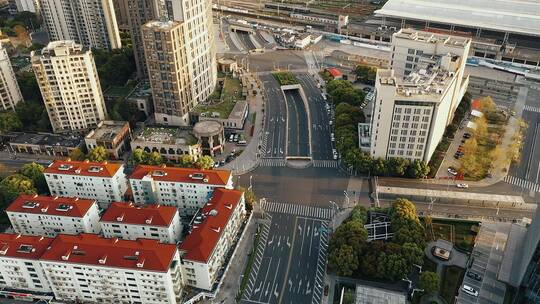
448,167 -> 458,176
461,285 -> 479,297
511,110 -> 516,116
330,133 -> 335,142
467,271 -> 482,281
362,87 -> 372,93
456,183 -> 469,189
454,153 -> 463,159
329,120 -> 333,125
463,133 -> 472,139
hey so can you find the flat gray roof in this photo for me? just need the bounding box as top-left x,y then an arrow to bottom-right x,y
355,285 -> 406,304
375,0 -> 540,37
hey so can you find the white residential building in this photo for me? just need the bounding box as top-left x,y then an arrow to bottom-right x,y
31,41 -> 108,133
129,165 -> 233,216
100,202 -> 182,244
39,234 -> 183,303
0,234 -> 53,294
0,43 -> 23,111
39,0 -> 120,50
44,159 -> 128,206
7,194 -> 101,237
179,188 -> 246,290
15,0 -> 39,13
369,29 -> 471,162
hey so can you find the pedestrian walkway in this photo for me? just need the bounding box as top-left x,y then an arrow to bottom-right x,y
258,158 -> 286,167
260,201 -> 333,220
524,104 -> 540,113
504,175 -> 540,192
312,159 -> 339,168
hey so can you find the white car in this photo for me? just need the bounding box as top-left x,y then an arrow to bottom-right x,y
456,183 -> 469,189
461,285 -> 478,297
447,168 -> 458,176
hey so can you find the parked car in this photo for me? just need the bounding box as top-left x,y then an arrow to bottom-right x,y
463,133 -> 472,139
448,167 -> 458,176
461,285 -> 479,297
233,134 -> 239,142
456,183 -> 469,189
467,271 -> 482,281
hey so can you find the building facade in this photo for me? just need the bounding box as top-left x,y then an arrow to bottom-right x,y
0,234 -> 53,294
369,29 -> 470,162
7,195 -> 101,237
39,234 -> 183,303
7,132 -> 83,157
0,43 -> 23,111
129,165 -> 233,216
31,41 -> 108,133
179,188 -> 246,290
44,159 -> 128,206
100,202 -> 182,244
39,0 -> 121,50
85,120 -> 132,160
15,0 -> 39,13
130,126 -> 202,163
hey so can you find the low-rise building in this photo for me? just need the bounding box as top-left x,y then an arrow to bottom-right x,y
179,188 -> 246,290
7,195 -> 101,237
100,202 -> 182,244
129,165 -> 233,216
125,82 -> 154,116
0,234 -> 53,295
294,33 -> 312,49
85,120 -> 132,159
130,126 -> 202,163
193,120 -> 225,157
326,68 -> 343,80
44,160 -> 128,206
197,100 -> 249,130
40,234 -> 183,303
8,132 -> 83,156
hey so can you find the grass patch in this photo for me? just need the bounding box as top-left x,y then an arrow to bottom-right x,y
440,266 -> 465,303
236,225 -> 262,301
422,218 -> 479,252
196,76 -> 244,118
273,72 -> 299,86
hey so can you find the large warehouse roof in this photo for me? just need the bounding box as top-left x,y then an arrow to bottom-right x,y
375,0 -> 540,37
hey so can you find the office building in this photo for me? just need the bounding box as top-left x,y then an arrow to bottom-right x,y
0,43 -> 23,111
85,120 -> 132,160
129,165 -> 233,216
31,41 -> 107,133
142,18 -> 216,126
100,202 -> 182,244
369,29 -> 470,162
40,234 -> 183,303
39,0 -> 121,50
0,234 -> 53,294
44,159 -> 128,206
179,188 -> 245,290
7,195 -> 101,237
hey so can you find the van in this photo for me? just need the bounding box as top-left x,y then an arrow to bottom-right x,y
461,285 -> 478,297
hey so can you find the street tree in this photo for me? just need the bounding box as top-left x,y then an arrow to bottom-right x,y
329,244 -> 358,277
381,254 -> 409,281
179,155 -> 195,167
0,111 -> 22,132
0,174 -> 36,206
19,162 -> 47,194
401,242 -> 424,267
372,158 -> 388,176
194,155 -> 214,170
88,146 -> 109,162
388,157 -> 410,177
406,160 -> 430,178
68,148 -> 86,161
237,186 -> 256,212
146,152 -> 163,166
349,205 -> 368,224
419,271 -> 440,294
128,148 -> 146,165
479,96 -> 497,114
329,220 -> 368,253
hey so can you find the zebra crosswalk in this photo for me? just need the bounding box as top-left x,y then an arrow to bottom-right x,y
260,201 -> 334,219
504,175 -> 540,192
258,158 -> 286,167
260,133 -> 269,157
524,105 -> 540,113
312,159 -> 339,168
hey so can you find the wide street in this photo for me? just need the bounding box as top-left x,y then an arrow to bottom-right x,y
284,89 -> 310,157
260,74 -> 287,159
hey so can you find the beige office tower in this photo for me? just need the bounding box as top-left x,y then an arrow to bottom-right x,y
142,3 -> 217,126
0,44 -> 23,111
31,41 -> 107,133
39,0 -> 121,50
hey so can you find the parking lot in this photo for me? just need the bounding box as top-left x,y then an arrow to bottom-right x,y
241,202 -> 330,304
456,222 -> 508,304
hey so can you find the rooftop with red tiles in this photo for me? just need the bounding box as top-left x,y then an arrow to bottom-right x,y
179,188 -> 244,262
0,234 -> 54,260
129,165 -> 231,186
327,67 -> 343,77
40,234 -> 177,272
100,202 -> 178,227
7,194 -> 96,218
44,159 -> 123,178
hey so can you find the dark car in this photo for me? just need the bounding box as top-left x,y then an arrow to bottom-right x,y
467,271 -> 482,281
463,133 -> 472,139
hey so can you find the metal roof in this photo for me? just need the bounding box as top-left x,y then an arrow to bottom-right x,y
375,0 -> 540,37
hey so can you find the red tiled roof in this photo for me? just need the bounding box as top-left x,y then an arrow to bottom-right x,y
179,188 -> 244,263
129,165 -> 231,186
100,202 -> 177,227
7,194 -> 96,218
471,98 -> 481,111
44,159 -> 122,178
327,68 -> 342,77
40,234 -> 177,272
0,234 -> 54,260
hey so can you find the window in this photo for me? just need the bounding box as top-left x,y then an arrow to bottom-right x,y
408,49 -> 415,54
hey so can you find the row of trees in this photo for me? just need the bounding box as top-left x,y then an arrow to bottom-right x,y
128,148 -> 215,170
328,199 -> 426,281
343,149 -> 430,178
353,65 -> 376,85
68,146 -> 110,163
327,79 -> 365,107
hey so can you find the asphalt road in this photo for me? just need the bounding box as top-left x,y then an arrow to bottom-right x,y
296,73 -> 334,160
237,31 -> 256,50
242,211 -> 328,304
284,89 -> 310,157
261,74 -> 287,158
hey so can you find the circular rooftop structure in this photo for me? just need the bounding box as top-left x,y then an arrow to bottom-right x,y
193,120 -> 223,137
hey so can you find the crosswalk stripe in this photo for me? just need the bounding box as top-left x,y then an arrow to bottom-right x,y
260,201 -> 333,219
504,175 -> 540,192
524,105 -> 540,113
312,160 -> 339,168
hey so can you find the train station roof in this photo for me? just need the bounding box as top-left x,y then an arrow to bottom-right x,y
375,0 -> 540,37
